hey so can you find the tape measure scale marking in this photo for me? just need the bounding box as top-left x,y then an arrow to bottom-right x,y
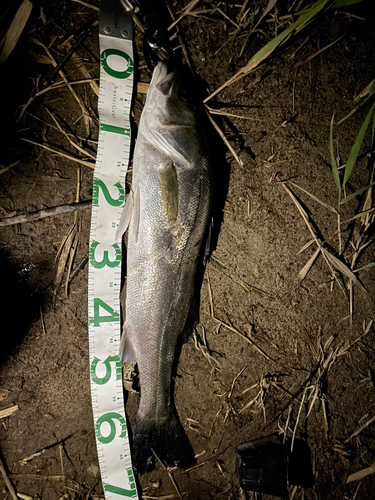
88,33 -> 138,499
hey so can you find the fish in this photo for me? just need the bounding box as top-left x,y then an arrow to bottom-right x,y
116,62 -> 212,474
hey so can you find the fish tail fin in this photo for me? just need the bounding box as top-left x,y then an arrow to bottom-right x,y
133,412 -> 195,474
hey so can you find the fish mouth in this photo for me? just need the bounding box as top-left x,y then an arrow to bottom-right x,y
151,62 -> 176,98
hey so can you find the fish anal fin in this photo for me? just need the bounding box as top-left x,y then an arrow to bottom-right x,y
119,325 -> 137,365
159,161 -> 179,226
115,191 -> 134,241
181,295 -> 199,343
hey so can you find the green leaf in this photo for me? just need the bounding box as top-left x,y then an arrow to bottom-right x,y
340,179 -> 375,205
354,262 -> 375,273
330,113 -> 341,190
294,0 -> 331,34
343,102 -> 375,185
333,0 -> 364,6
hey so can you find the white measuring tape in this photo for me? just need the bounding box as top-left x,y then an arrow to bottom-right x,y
87,15 -> 138,499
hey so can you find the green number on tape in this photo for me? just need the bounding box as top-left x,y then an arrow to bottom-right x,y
90,355 -> 122,385
95,412 -> 127,444
93,178 -> 124,207
100,123 -> 131,136
104,468 -> 137,497
89,240 -> 121,269
101,48 -> 134,79
89,298 -> 120,326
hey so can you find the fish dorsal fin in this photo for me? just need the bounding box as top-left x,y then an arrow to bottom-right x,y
158,161 -> 179,226
115,190 -> 134,241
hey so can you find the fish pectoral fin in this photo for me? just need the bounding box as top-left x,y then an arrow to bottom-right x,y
115,190 -> 134,241
158,161 -> 179,226
119,325 -> 137,365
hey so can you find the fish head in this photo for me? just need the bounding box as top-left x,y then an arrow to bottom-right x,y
142,62 -> 204,168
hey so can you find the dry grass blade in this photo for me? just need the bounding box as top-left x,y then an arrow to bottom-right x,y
0,160 -> 20,176
168,0 -> 200,31
71,52 -> 99,96
239,389 -> 262,414
282,184 -> 316,240
344,414 -> 375,443
253,0 -> 279,31
205,105 -> 262,121
299,247 -> 321,280
151,449 -> 183,500
71,0 -> 99,10
0,0 -> 33,65
212,317 -> 276,363
207,271 -> 214,317
282,183 -> 345,292
193,326 -> 220,372
0,200 -> 91,227
54,224 -> 77,301
347,464 -> 375,483
29,38 -> 92,134
206,111 -> 243,167
354,78 -> 375,103
290,181 -> 338,214
297,239 -> 314,255
0,451 -> 18,500
17,78 -> 99,122
0,405 -> 19,419
291,387 -> 307,451
321,248 -> 367,293
237,0 -> 250,23
45,108 -> 97,160
216,7 -> 240,29
20,138 -> 95,168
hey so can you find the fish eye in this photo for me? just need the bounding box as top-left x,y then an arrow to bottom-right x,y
178,89 -> 191,105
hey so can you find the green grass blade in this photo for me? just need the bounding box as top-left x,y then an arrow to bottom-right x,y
343,102 -> 375,185
294,0 -> 331,34
340,179 -> 375,205
354,262 -> 375,273
304,35 -> 344,63
333,0 -> 364,6
246,0 -> 331,67
330,113 -> 341,190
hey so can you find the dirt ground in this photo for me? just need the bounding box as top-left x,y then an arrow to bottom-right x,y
1,1 -> 375,499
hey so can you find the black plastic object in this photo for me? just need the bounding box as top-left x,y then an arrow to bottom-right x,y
99,0 -> 133,40
237,434 -> 314,498
129,0 -> 175,70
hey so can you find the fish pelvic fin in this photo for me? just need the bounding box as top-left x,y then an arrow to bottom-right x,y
115,190 -> 134,241
133,411 -> 195,475
119,325 -> 137,365
115,186 -> 141,241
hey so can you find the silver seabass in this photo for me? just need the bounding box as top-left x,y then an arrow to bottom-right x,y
117,62 -> 212,474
